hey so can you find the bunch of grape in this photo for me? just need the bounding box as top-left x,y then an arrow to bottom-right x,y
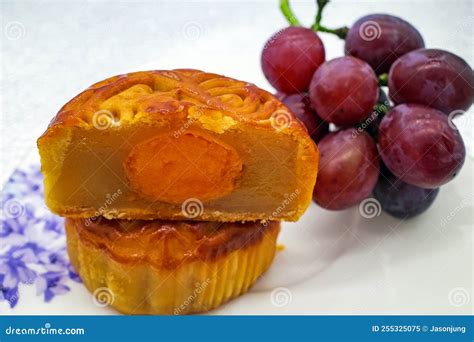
262,0 -> 473,219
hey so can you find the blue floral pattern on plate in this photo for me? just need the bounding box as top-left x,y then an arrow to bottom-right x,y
0,165 -> 81,309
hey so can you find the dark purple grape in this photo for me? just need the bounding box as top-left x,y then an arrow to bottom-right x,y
379,104 -> 465,189
277,93 -> 329,142
309,56 -> 378,126
313,128 -> 380,210
345,14 -> 424,74
360,88 -> 391,139
374,163 -> 439,219
261,27 -> 325,94
389,49 -> 474,114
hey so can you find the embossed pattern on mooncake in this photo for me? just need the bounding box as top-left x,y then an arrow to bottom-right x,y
48,69 -> 301,129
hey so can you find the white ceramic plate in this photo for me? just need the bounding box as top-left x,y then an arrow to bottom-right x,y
1,0 -> 472,316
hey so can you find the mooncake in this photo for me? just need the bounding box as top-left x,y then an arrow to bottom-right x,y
65,217 -> 280,314
38,69 -> 319,221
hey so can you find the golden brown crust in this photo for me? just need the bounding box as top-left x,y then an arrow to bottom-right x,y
41,69 -> 307,133
66,217 -> 279,269
66,218 -> 280,314
37,69 -> 319,222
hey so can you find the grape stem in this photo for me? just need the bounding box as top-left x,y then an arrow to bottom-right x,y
279,0 -> 348,38
315,25 -> 349,39
311,0 -> 348,39
313,0 -> 328,29
279,0 -> 301,26
378,73 -> 388,87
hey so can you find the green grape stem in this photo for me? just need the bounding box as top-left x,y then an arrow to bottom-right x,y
314,0 -> 329,29
279,0 -> 348,39
314,25 -> 349,39
378,73 -> 388,87
311,0 -> 348,39
279,0 -> 301,26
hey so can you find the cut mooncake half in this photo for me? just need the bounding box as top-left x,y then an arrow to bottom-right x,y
38,69 -> 319,221
65,217 -> 280,315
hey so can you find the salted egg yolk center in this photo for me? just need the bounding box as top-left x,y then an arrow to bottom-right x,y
124,132 -> 243,204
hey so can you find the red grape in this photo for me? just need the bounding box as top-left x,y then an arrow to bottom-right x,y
277,93 -> 329,142
313,128 -> 380,210
388,49 -> 474,114
261,27 -> 325,94
309,56 -> 378,126
345,14 -> 424,74
379,104 -> 465,189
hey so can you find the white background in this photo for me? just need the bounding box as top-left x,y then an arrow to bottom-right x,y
1,0 -> 473,314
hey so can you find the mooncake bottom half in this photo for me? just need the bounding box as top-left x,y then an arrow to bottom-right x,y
65,218 -> 280,315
